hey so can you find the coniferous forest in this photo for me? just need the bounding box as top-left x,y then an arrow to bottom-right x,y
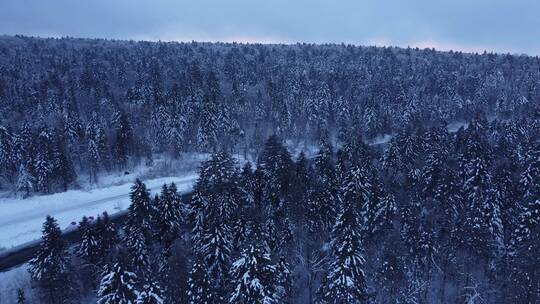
0,36 -> 539,303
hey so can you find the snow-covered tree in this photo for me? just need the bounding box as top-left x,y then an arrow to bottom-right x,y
112,110 -> 133,169
77,216 -> 100,265
16,288 -> 26,304
228,243 -> 279,304
200,220 -> 232,290
318,197 -> 370,303
340,165 -> 390,239
16,163 -> 34,197
187,256 -> 214,304
154,183 -> 183,249
97,262 -> 138,304
125,225 -> 150,275
136,278 -> 165,304
29,216 -> 71,303
95,212 -> 117,264
126,179 -> 153,238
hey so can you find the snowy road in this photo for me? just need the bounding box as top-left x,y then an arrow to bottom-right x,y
0,174 -> 198,249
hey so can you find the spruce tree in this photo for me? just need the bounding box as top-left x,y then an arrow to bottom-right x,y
341,165 -> 389,238
16,162 -> 34,197
375,241 -> 406,301
200,220 -> 232,291
318,197 -> 370,303
306,186 -> 337,234
257,135 -> 293,202
189,191 -> 207,250
97,261 -> 138,304
509,144 -> 540,303
275,256 -> 293,302
77,216 -> 101,290
16,288 -> 26,304
187,256 -> 214,304
509,198 -> 539,303
29,216 -> 71,304
112,111 -> 133,169
33,127 -> 54,193
136,278 -> 165,304
125,225 -> 150,275
126,179 -> 153,239
95,212 -> 117,264
0,125 -> 15,182
239,161 -> 256,206
77,216 -> 100,265
155,183 -> 183,249
228,243 -> 279,304
459,133 -> 501,258
195,151 -> 239,206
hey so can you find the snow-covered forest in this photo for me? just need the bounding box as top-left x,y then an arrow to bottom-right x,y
0,35 -> 539,303
1,35 -> 539,195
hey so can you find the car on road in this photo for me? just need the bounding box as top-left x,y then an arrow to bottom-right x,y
66,216 -> 96,229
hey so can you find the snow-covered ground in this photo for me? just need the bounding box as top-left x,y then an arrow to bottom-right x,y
0,174 -> 198,250
0,264 -> 34,304
447,121 -> 469,133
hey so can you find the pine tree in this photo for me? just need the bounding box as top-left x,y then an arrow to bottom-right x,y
400,200 -> 438,271
86,112 -> 108,183
459,132 -> 499,258
16,288 -> 26,304
508,143 -> 540,303
33,127 -> 54,193
125,225 -> 150,275
136,278 -> 165,304
189,191 -> 207,250
307,138 -> 338,233
340,165 -> 389,238
126,179 -> 153,238
155,183 -> 183,249
87,138 -> 100,184
112,111 -> 133,169
97,262 -> 138,304
197,70 -> 224,152
198,92 -> 220,151
228,243 -> 279,304
314,134 -> 335,186
187,256 -> 214,304
29,216 -> 71,304
16,162 -> 34,197
257,135 -> 293,202
239,161 -> 256,206
0,125 -> 16,183
306,186 -> 336,234
77,216 -> 100,265
289,151 -> 312,220
95,212 -> 117,264
200,220 -> 232,290
275,256 -> 293,302
317,197 -> 370,303
509,198 -> 539,303
375,241 -> 406,301
195,151 -> 239,205
51,140 -> 77,191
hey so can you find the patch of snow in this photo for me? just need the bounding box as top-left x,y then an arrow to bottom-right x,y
0,264 -> 35,304
447,121 -> 469,133
369,134 -> 394,146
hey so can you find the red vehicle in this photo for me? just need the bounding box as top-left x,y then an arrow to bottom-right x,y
67,216 -> 96,229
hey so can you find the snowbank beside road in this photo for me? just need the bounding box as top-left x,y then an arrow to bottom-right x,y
0,174 -> 197,249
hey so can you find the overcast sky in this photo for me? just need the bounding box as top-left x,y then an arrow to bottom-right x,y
1,0 -> 539,55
